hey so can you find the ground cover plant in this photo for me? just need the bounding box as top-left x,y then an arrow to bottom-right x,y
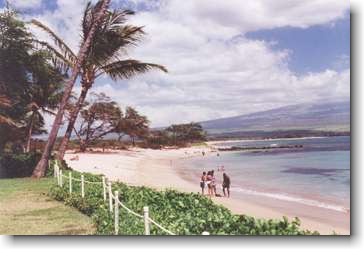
48,162 -> 319,235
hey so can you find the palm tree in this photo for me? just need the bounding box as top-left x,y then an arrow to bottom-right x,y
32,3 -> 167,162
32,0 -> 111,178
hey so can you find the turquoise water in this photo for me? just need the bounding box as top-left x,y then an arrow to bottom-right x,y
177,136 -> 350,212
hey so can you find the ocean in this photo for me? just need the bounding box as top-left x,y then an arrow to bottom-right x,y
176,136 -> 350,213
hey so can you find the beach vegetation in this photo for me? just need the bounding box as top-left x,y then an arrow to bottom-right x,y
49,164 -> 319,235
146,122 -> 207,148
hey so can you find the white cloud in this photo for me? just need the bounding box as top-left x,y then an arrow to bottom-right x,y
8,0 -> 42,10
22,0 -> 350,127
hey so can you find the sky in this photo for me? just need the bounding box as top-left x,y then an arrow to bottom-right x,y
1,0 -> 350,128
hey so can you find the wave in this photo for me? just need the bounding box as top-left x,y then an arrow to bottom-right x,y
231,187 -> 349,213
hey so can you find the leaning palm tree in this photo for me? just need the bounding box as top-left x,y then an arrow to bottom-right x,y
32,0 -> 111,178
32,3 -> 167,161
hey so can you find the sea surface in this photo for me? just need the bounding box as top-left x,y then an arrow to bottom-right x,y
176,136 -> 350,213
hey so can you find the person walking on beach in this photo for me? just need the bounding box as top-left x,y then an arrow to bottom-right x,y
200,171 -> 207,195
222,172 -> 231,197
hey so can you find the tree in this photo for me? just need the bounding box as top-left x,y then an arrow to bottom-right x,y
0,9 -> 64,154
32,2 -> 167,162
165,122 -> 206,146
32,0 -> 112,178
0,9 -> 33,134
74,93 -> 121,152
115,106 -> 149,146
24,51 -> 64,152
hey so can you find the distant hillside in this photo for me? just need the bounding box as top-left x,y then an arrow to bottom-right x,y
200,101 -> 350,134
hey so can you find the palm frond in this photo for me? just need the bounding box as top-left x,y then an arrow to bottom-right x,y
31,19 -> 77,64
32,39 -> 73,72
99,59 -> 167,80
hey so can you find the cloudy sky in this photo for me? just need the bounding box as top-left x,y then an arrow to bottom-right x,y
1,0 -> 350,128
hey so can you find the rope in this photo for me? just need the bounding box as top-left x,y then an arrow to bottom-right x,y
60,173 -> 101,184
56,164 -> 176,235
84,180 -> 102,184
117,200 -> 143,219
116,197 -> 175,235
147,217 -> 176,235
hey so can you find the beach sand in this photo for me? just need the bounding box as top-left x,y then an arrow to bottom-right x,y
64,146 -> 350,235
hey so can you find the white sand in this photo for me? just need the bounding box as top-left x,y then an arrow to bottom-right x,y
64,147 -> 350,235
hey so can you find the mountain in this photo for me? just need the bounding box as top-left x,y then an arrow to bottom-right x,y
200,101 -> 350,134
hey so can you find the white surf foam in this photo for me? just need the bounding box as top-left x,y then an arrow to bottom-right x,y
231,187 -> 349,213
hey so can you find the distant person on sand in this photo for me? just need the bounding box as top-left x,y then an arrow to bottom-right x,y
220,165 -> 225,172
200,171 -> 207,195
206,171 -> 213,197
222,173 -> 231,197
211,170 -> 217,196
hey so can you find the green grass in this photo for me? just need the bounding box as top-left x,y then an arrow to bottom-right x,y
0,177 -> 95,235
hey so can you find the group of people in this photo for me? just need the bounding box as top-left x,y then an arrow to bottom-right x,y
199,166 -> 231,197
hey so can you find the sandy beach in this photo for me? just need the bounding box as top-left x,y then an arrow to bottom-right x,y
64,146 -> 350,235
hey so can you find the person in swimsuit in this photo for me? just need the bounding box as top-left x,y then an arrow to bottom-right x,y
211,170 -> 217,196
206,171 -> 213,197
222,172 -> 231,197
200,171 -> 207,195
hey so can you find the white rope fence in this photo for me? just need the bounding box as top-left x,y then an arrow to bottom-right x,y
52,161 -> 185,236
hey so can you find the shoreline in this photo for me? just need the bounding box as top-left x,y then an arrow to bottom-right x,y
64,146 -> 350,235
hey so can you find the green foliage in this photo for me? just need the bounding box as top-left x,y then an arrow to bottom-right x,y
0,9 -> 64,151
48,164 -> 319,235
147,122 -> 207,148
0,152 -> 41,178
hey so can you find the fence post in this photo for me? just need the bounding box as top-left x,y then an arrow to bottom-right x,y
59,169 -> 63,187
143,206 -> 150,235
108,181 -> 113,212
56,167 -> 59,186
114,191 -> 119,235
54,162 -> 58,178
69,172 -> 72,194
102,176 -> 106,201
81,175 -> 85,198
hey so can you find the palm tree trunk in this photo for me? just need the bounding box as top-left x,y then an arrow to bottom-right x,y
56,84 -> 90,161
25,111 -> 36,153
32,0 -> 111,178
79,140 -> 87,152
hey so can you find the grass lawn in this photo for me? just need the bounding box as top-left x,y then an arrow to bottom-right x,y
0,177 -> 95,235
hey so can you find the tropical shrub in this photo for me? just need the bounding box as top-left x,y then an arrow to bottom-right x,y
0,152 -> 41,178
48,163 -> 319,235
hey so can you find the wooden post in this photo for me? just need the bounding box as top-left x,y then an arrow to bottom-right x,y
114,191 -> 119,235
59,169 -> 63,187
56,167 -> 60,186
54,162 -> 58,178
108,181 -> 113,212
69,172 -> 72,194
143,206 -> 150,235
81,175 -> 85,198
102,176 -> 106,201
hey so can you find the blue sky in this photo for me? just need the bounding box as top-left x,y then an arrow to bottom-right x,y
1,0 -> 351,127
246,13 -> 350,74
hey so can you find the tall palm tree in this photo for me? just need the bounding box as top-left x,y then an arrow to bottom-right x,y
32,0 -> 111,178
32,3 -> 167,161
